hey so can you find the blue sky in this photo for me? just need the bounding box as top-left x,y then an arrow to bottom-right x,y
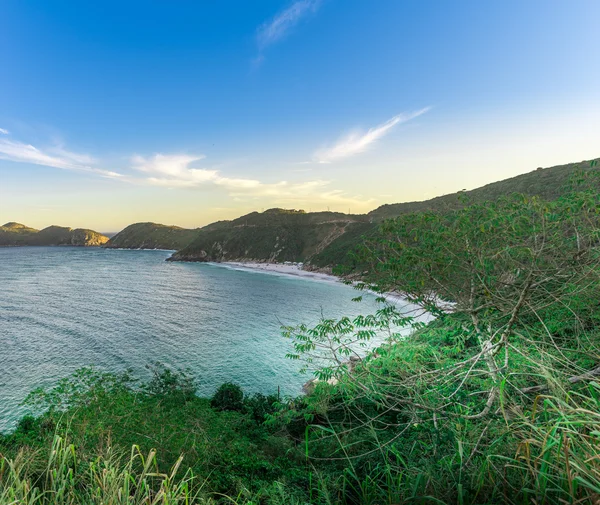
1,0 -> 599,231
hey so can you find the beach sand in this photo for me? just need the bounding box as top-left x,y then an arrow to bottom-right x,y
214,261 -> 340,283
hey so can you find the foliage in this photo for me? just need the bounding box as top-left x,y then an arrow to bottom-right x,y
24,367 -> 135,414
5,165 -> 600,503
279,182 -> 600,503
243,392 -> 279,424
171,208 -> 367,264
210,382 -> 245,412
143,362 -> 197,400
308,222 -> 378,269
2,370 -> 309,502
106,222 -> 200,250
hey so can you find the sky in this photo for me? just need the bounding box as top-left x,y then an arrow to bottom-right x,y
1,1 -> 599,232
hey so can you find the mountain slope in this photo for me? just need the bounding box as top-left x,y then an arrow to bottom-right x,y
168,159 -> 598,267
311,158 -> 600,267
0,223 -> 109,247
105,222 -> 200,250
369,158 -> 599,220
169,209 -> 367,263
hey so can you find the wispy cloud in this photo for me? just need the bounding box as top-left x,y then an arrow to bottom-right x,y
0,138 -> 94,170
257,0 -> 321,49
314,107 -> 431,163
132,153 -> 305,191
130,153 -> 371,207
254,0 -> 321,65
0,128 -> 9,135
132,154 -> 217,184
0,123 -> 374,209
0,134 -> 123,178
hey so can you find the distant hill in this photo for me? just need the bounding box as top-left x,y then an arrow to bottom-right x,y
6,159 -> 597,260
168,157 -> 600,268
0,222 -> 109,247
368,158 -> 599,220
105,222 -> 200,250
169,208 -> 368,263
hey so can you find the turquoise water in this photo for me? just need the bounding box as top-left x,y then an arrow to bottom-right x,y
0,247 -> 383,432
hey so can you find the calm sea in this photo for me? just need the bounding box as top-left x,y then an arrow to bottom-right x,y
0,247 -> 384,432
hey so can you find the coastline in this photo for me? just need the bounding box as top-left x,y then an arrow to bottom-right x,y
211,261 -> 417,310
209,261 -> 341,283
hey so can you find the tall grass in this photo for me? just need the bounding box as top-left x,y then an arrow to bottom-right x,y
4,395 -> 600,504
0,434 -> 323,505
511,385 -> 600,504
0,435 -> 203,505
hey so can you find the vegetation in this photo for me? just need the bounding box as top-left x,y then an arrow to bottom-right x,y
0,222 -> 109,247
367,157 -> 600,220
91,158 -> 600,267
211,382 -> 245,411
308,222 -> 377,269
170,208 -> 367,263
279,171 -> 600,503
105,222 -> 200,250
169,158 -> 599,268
0,367 -> 301,504
3,161 -> 600,503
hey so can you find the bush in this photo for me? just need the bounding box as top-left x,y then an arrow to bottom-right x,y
16,415 -> 36,433
210,382 -> 244,411
144,362 -> 197,400
244,392 -> 279,424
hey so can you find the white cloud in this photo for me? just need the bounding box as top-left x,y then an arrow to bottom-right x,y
0,127 -> 374,209
314,107 -> 431,163
94,169 -> 124,179
257,0 -> 321,50
132,153 -> 218,184
0,139 -> 94,170
0,128 -> 9,135
130,153 -> 372,208
132,153 -> 301,191
0,136 -> 123,179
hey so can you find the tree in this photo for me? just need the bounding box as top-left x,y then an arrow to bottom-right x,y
285,187 -> 600,432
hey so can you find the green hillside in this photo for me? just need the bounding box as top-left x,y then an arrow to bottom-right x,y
169,208 -> 367,263
105,222 -> 200,250
0,222 -> 109,247
168,158 -> 599,268
369,158 -> 599,220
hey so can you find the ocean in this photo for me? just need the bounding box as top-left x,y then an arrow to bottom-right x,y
0,247 -> 385,432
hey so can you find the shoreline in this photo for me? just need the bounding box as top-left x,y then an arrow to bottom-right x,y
211,261 -> 416,309
209,261 -> 341,283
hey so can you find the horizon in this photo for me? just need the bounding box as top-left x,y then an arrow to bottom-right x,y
1,1 -> 599,231
1,154 -> 597,235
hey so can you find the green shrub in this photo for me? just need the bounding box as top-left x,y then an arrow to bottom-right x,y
210,382 -> 244,411
244,392 -> 279,424
144,362 -> 197,400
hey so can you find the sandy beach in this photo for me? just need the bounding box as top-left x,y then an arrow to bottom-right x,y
212,261 -> 340,283
212,261 -> 422,311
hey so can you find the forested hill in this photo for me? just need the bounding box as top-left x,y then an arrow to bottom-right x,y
97,157 -> 599,264
169,158 -> 599,267
105,222 -> 200,250
0,222 -> 109,247
368,158 -> 598,220
169,208 -> 368,263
